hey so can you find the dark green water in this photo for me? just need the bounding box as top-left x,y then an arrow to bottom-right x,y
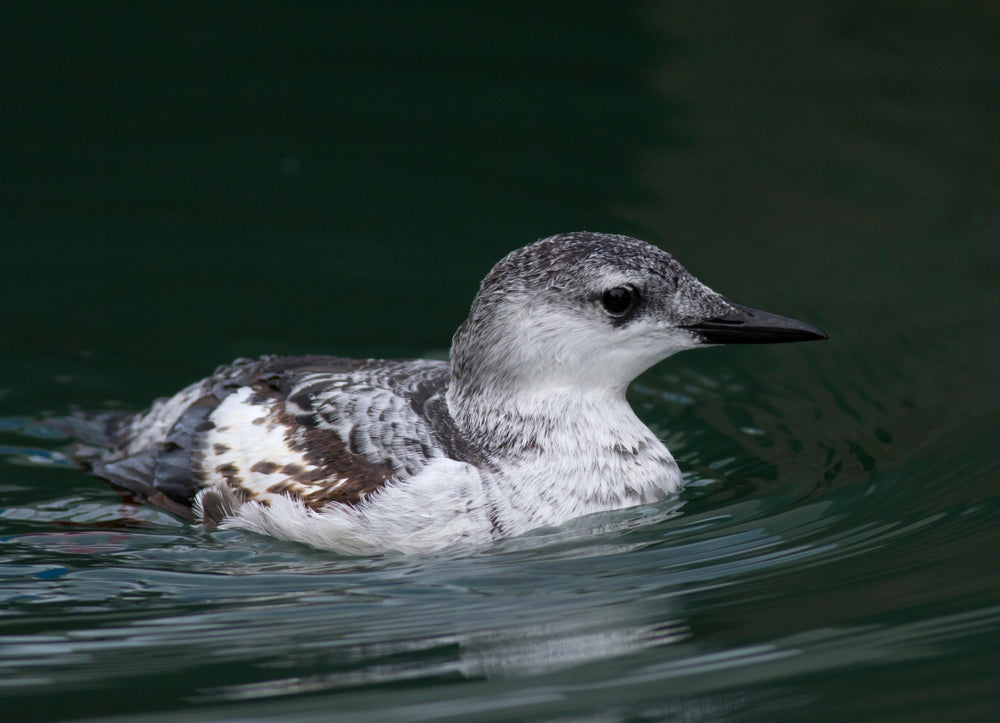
3,3 -> 999,720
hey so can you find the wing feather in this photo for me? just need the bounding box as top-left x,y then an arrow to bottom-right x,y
82,355 -> 465,520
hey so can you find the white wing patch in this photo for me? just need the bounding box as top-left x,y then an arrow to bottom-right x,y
198,387 -> 353,511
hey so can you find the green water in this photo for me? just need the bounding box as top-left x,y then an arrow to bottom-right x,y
3,2 -> 999,720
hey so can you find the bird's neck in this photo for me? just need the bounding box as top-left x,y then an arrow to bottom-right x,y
446,381 -> 679,530
446,382 -> 651,460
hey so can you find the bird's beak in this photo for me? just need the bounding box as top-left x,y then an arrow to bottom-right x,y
682,303 -> 828,344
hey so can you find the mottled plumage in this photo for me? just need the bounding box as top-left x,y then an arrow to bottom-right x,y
69,232 -> 826,554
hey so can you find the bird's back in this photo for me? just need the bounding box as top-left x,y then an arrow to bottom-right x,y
75,355 -> 471,522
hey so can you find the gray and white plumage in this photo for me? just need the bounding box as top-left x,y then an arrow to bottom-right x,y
71,232 -> 826,554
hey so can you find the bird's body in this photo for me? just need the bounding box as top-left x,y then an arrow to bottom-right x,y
71,232 -> 826,554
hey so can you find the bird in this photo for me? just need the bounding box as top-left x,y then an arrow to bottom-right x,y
67,232 -> 826,555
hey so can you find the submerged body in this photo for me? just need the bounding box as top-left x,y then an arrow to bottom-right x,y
73,232 -> 825,554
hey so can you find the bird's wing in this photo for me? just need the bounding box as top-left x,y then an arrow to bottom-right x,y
84,355 -> 462,521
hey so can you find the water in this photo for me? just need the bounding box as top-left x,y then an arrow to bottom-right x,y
3,2 -> 999,720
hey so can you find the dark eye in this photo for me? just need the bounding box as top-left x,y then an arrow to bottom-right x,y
601,286 -> 637,316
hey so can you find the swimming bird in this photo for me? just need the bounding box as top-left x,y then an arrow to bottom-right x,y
70,232 -> 826,554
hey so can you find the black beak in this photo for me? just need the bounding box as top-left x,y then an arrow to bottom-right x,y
682,303 -> 828,344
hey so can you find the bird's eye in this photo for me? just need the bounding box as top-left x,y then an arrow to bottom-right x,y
601,286 -> 637,316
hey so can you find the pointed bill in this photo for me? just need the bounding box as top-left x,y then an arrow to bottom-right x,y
682,303 -> 828,344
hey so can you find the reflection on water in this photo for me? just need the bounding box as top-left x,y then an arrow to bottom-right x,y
197,616 -> 688,703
